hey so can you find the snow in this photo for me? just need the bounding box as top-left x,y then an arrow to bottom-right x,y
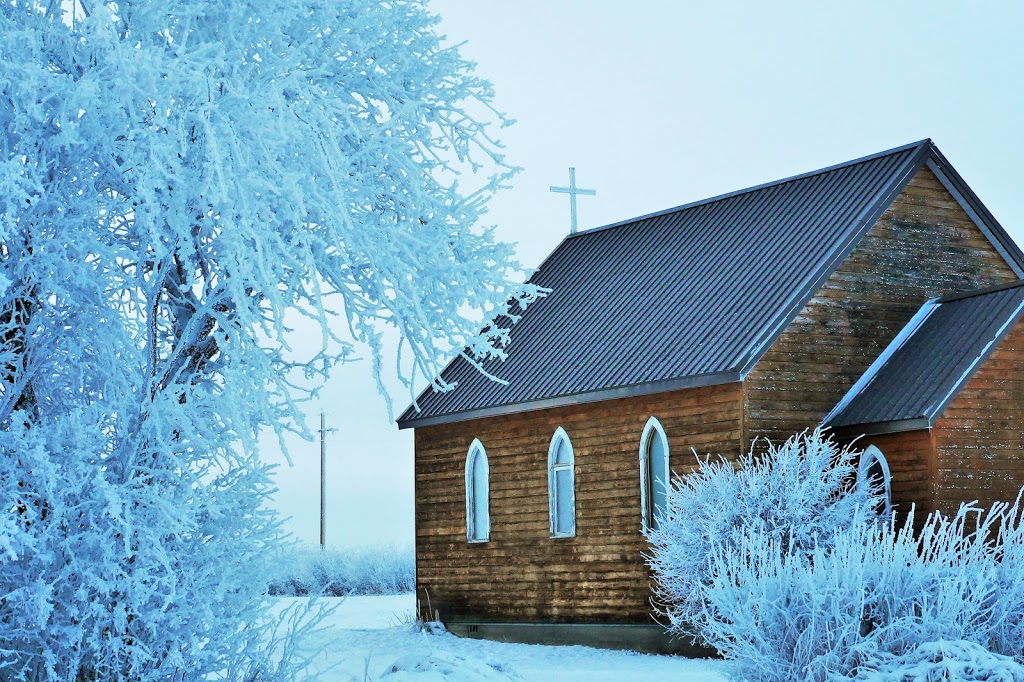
274,595 -> 730,681
299,594 -> 417,630
852,640 -> 1024,681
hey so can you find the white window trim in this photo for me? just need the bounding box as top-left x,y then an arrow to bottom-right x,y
858,444 -> 893,519
639,416 -> 670,531
465,438 -> 491,543
548,427 -> 576,538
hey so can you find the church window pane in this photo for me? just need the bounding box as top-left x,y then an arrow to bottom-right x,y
465,439 -> 490,542
640,417 -> 670,530
858,445 -> 893,519
548,428 -> 576,537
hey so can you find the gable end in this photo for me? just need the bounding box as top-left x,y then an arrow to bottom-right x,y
925,149 -> 1024,278
739,144 -> 1024,380
743,163 -> 1022,446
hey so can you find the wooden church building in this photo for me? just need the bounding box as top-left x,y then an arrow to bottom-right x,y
396,139 -> 1024,652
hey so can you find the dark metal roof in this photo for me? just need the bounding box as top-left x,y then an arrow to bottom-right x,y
825,280 -> 1024,432
398,140 -> 1023,429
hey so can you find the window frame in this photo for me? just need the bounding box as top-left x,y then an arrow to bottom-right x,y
858,444 -> 893,519
465,438 -> 491,543
548,427 -> 577,539
639,416 -> 670,531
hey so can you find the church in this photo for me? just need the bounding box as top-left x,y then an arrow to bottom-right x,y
396,139 -> 1024,652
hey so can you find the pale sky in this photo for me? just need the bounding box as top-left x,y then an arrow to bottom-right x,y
265,1 -> 1024,549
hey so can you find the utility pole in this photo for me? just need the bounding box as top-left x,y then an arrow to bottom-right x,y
319,410 -> 327,550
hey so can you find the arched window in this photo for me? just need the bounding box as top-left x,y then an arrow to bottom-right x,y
858,445 -> 892,518
548,427 -> 576,538
640,416 -> 670,530
465,439 -> 490,542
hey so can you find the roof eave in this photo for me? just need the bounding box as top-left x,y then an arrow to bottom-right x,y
828,417 -> 932,438
398,139 -> 1024,430
397,370 -> 743,429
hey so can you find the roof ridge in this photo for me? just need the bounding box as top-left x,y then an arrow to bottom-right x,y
569,138 -> 933,239
937,278 -> 1024,304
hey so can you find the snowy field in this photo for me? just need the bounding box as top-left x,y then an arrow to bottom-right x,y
275,595 -> 730,681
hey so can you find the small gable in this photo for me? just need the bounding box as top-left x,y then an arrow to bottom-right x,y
825,281 -> 1024,434
743,164 -> 1022,446
931,312 -> 1024,512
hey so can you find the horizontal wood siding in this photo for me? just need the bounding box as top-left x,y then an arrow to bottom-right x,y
745,167 -> 1018,449
932,319 -> 1024,516
845,430 -> 937,528
415,382 -> 743,624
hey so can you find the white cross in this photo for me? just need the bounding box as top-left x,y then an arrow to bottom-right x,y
550,167 -> 596,234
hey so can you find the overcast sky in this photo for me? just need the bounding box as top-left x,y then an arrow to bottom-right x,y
265,1 -> 1024,549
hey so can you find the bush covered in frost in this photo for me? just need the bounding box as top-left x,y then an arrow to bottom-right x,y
645,429 -> 878,634
848,640 -> 1024,682
268,544 -> 415,596
646,430 -> 1024,681
702,504 -> 1024,680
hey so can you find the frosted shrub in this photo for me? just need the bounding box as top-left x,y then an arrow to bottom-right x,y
651,442 -> 1024,681
268,544 -> 416,596
850,640 -> 1024,682
989,502 -> 1024,661
701,506 -> 1023,680
645,429 -> 877,636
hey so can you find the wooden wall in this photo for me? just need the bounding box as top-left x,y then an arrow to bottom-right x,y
932,319 -> 1024,516
414,382 -> 743,624
845,430 -> 937,529
745,167 -> 1017,449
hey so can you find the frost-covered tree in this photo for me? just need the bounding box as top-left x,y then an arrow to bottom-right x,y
0,0 -> 538,679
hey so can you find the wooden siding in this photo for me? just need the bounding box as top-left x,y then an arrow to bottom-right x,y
932,319 -> 1024,516
414,382 -> 743,624
845,430 -> 937,528
745,167 -> 1018,448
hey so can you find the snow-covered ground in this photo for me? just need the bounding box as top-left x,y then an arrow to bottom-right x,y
276,595 -> 730,681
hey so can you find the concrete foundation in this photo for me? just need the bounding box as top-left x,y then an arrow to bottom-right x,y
444,621 -> 719,657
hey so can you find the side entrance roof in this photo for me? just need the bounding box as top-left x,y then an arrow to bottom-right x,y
824,280 -> 1024,436
398,140 -> 1024,429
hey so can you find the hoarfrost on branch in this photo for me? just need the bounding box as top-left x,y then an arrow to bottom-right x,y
0,0 -> 537,678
